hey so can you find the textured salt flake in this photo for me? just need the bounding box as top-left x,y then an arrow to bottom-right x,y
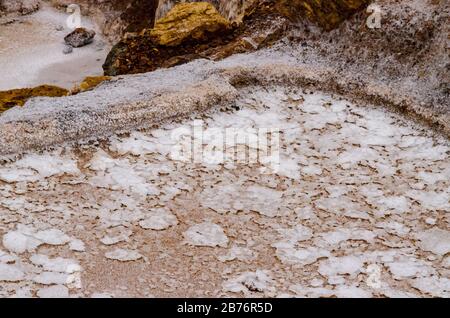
86,150 -> 117,171
34,229 -> 71,246
333,285 -> 373,298
387,259 -> 434,279
91,292 -> 114,298
69,239 -> 86,252
90,165 -> 159,196
37,285 -> 69,298
376,196 -> 410,213
2,229 -> 40,254
277,225 -> 313,243
376,221 -> 410,236
0,264 -> 25,282
406,190 -> 450,210
110,132 -> 157,156
272,244 -> 330,265
289,285 -> 335,298
105,249 -> 143,262
0,153 -> 79,183
100,231 -> 132,246
139,209 -> 178,230
33,272 -> 69,285
416,228 -> 450,256
201,185 -> 282,217
344,211 -> 371,220
318,256 -> 364,277
0,250 -> 16,264
441,256 -> 450,269
410,276 -> 450,297
184,222 -> 228,247
223,270 -> 273,294
218,246 -> 257,263
30,254 -> 79,273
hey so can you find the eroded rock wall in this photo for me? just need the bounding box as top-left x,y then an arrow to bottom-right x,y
0,0 -> 40,16
156,0 -> 254,21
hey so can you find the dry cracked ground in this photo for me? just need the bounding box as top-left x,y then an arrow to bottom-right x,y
0,85 -> 449,298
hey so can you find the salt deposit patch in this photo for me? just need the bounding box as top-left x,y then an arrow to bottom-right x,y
184,222 -> 229,247
105,249 -> 143,262
3,225 -> 73,254
37,285 -> 69,298
201,184 -> 283,217
0,264 -> 25,282
139,208 -> 178,230
0,153 -> 80,183
0,85 -> 449,297
416,228 -> 450,256
223,270 -> 274,294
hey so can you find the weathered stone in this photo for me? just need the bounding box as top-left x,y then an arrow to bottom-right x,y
150,2 -> 231,47
71,76 -> 112,94
157,1 -> 255,22
276,0 -> 371,31
103,0 -> 371,76
64,27 -> 96,48
103,2 -> 233,75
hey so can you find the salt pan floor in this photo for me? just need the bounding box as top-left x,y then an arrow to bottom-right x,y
0,86 -> 449,297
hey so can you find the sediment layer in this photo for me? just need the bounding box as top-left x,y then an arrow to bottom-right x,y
1,53 -> 448,157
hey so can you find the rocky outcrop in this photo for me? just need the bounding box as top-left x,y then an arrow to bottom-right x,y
64,28 -> 96,47
276,0 -> 370,30
103,0 -> 372,76
149,2 -> 231,47
0,0 -> 40,16
0,85 -> 68,114
156,0 -> 255,21
103,2 -> 235,75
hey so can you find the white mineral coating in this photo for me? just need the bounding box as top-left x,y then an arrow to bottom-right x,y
105,249 -> 143,262
37,285 -> 69,298
30,254 -> 79,273
184,222 -> 229,247
0,264 -> 25,282
139,208 -> 178,230
223,270 -> 273,294
0,153 -> 80,183
416,228 -> 450,256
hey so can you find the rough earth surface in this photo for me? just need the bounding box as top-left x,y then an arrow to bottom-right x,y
0,0 -> 449,299
0,83 -> 448,298
103,0 -> 370,76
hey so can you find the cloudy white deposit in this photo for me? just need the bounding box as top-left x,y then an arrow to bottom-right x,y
0,86 -> 449,298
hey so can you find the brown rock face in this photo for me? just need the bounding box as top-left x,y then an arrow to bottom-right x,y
103,0 -> 371,76
120,0 -> 159,33
276,0 -> 370,30
0,0 -> 40,16
103,2 -> 235,76
156,0 -> 255,21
